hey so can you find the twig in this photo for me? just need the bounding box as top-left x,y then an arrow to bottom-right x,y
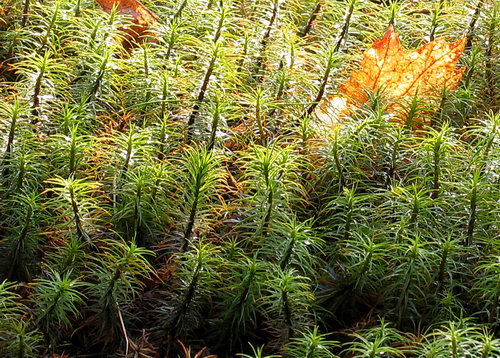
117,304 -> 130,357
466,0 -> 485,51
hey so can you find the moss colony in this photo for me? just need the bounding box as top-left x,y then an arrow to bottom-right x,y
0,0 -> 498,357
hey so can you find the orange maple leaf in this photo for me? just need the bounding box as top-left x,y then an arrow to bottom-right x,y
95,0 -> 159,49
318,25 -> 466,125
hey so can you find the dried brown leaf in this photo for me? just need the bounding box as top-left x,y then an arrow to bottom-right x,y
95,0 -> 159,49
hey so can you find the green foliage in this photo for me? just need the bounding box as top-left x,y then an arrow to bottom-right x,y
0,319 -> 43,358
176,145 -> 225,250
260,266 -> 314,346
0,281 -> 43,357
33,269 -> 86,337
286,326 -> 340,358
0,0 -> 497,357
0,190 -> 44,281
342,319 -> 408,357
89,239 -> 153,349
215,253 -> 266,352
162,239 -> 222,355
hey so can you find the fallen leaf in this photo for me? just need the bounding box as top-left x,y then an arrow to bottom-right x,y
95,0 -> 159,49
318,25 -> 466,125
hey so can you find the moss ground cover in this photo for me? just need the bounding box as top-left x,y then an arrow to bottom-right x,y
0,0 -> 498,357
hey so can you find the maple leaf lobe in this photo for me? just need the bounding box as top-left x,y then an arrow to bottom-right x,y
319,25 -> 466,125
